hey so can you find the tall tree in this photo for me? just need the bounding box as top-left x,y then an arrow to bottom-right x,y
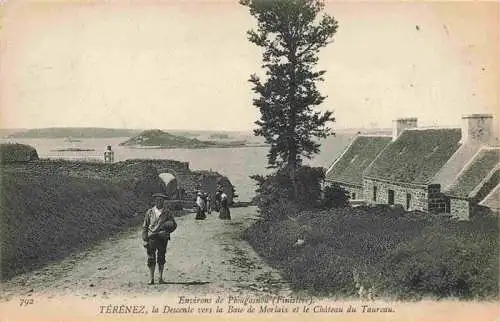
241,0 -> 338,197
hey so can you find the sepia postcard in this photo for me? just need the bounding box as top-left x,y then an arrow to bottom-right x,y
0,1 -> 498,321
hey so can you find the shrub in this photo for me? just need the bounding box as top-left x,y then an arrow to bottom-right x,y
321,183 -> 350,208
250,166 -> 325,221
285,250 -> 358,296
295,166 -> 326,208
383,217 -> 499,299
244,205 -> 498,300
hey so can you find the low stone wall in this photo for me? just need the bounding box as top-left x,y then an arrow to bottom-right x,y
0,143 -> 39,163
1,158 -> 235,206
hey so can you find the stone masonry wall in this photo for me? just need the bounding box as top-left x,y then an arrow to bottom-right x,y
450,198 -> 470,220
363,178 -> 428,211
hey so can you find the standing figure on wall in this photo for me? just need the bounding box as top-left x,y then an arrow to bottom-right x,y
104,145 -> 114,163
195,191 -> 206,220
218,191 -> 231,220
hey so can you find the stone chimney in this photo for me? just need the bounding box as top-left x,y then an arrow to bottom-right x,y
392,117 -> 418,141
460,114 -> 493,145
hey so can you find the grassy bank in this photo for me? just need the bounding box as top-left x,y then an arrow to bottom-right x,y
244,206 -> 498,300
0,170 -> 155,280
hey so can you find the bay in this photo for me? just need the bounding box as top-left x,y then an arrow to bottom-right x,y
0,135 -> 353,201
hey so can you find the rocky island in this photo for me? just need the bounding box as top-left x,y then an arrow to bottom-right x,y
119,129 -> 247,149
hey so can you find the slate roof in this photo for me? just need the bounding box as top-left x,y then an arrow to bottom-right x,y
325,135 -> 391,186
473,168 -> 500,201
432,142 -> 483,190
364,129 -> 462,185
445,148 -> 500,199
479,184 -> 500,210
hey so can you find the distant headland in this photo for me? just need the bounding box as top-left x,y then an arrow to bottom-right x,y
6,127 -> 142,139
119,129 -> 249,149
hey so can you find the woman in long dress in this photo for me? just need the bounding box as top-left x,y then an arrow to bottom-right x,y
195,192 -> 206,220
214,190 -> 222,212
218,192 -> 231,220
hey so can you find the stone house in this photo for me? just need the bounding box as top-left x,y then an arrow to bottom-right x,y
443,148 -> 499,219
324,134 -> 391,200
325,114 -> 499,219
363,121 -> 462,212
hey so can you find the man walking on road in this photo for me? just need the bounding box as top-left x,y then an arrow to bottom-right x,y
142,193 -> 177,285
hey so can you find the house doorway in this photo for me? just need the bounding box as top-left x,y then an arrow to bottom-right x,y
406,193 -> 411,210
388,189 -> 395,205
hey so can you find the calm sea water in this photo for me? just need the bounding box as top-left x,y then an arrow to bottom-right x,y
1,135 -> 353,201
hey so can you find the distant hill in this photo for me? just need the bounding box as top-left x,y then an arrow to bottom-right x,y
0,129 -> 28,138
7,128 -> 142,139
119,129 -> 247,149
209,133 -> 230,139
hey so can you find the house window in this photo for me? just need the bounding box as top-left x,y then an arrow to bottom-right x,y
445,197 -> 451,213
352,192 -> 356,199
373,186 -> 377,202
388,189 -> 395,205
406,193 -> 411,210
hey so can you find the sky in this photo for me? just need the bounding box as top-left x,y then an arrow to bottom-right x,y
0,0 -> 499,131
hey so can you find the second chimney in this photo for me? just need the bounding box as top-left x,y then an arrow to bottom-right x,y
392,117 -> 418,141
460,114 -> 493,145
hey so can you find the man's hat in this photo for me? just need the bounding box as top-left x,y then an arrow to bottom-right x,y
152,193 -> 168,199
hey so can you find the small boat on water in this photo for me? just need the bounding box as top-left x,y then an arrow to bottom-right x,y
65,137 -> 82,143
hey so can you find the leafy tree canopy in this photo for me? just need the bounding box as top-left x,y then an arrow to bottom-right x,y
241,0 -> 338,171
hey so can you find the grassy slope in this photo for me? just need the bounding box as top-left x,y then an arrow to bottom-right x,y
0,171 -> 151,280
244,206 -> 498,300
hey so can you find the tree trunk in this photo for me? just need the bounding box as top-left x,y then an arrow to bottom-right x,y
286,26 -> 299,201
287,152 -> 298,200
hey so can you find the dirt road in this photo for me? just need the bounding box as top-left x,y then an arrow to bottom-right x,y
0,207 -> 290,302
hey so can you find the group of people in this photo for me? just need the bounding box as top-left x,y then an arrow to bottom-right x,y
141,186 -> 231,284
195,186 -> 231,220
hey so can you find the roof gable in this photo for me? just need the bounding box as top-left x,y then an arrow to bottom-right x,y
364,129 -> 462,185
431,142 -> 483,189
445,148 -> 500,199
325,135 -> 391,186
479,184 -> 500,210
